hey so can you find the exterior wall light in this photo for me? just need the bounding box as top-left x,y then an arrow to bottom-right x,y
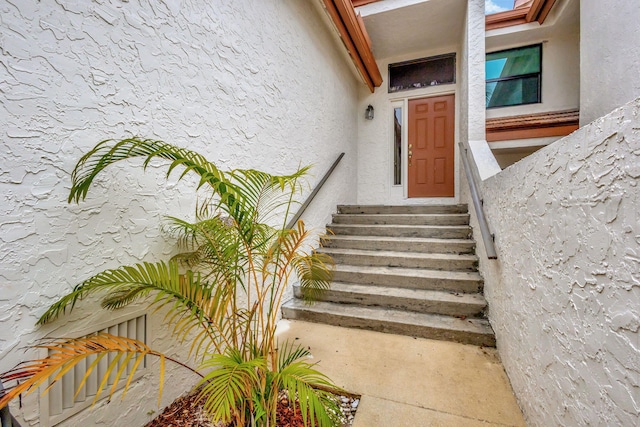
365,104 -> 374,120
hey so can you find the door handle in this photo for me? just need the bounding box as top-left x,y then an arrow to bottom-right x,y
408,144 -> 413,166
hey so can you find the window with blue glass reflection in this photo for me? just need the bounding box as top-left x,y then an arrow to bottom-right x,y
486,44 -> 541,108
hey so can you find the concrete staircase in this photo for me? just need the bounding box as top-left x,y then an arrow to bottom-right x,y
282,204 -> 495,347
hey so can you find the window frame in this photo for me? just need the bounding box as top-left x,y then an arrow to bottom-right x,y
388,53 -> 456,94
485,43 -> 542,109
391,102 -> 404,186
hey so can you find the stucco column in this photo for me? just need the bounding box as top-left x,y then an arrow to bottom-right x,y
462,0 -> 501,181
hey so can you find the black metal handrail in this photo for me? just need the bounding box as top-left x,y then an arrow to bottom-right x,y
459,143 -> 497,259
286,153 -> 345,229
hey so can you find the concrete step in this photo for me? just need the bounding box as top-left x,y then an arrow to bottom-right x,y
333,264 -> 483,293
331,213 -> 470,226
322,235 -> 476,254
328,224 -> 471,239
282,299 -> 495,347
319,248 -> 478,271
293,282 -> 486,317
337,204 -> 468,215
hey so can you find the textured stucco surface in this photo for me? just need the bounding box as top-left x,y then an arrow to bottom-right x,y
462,0 -> 485,143
581,0 -> 640,125
0,0 -> 359,425
478,98 -> 640,426
459,0 -> 499,183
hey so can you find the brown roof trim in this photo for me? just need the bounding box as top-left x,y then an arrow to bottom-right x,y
352,0 -> 382,7
525,0 -> 546,21
486,0 -> 559,30
486,8 -> 529,30
534,0 -> 558,24
322,0 -> 383,92
486,109 -> 579,142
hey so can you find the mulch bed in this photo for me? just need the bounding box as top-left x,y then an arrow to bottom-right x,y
144,391 -> 224,427
144,390 -> 359,427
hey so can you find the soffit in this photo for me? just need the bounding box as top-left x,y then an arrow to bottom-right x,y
357,0 -> 467,59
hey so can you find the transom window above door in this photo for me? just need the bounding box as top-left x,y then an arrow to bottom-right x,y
486,44 -> 542,108
388,53 -> 456,93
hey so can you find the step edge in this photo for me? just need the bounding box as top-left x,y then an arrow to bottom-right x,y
282,300 -> 493,335
294,283 -> 487,305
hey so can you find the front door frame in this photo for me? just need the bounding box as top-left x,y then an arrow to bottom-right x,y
407,94 -> 456,198
389,89 -> 460,203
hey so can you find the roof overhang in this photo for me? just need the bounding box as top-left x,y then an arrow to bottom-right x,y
319,0 -> 564,92
485,0 -> 559,30
352,0 -> 383,6
357,0 -> 467,60
320,0 -> 383,92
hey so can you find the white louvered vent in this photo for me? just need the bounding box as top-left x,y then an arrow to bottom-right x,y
41,312 -> 148,426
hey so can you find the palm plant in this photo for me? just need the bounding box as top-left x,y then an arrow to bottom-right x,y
0,138 -> 340,427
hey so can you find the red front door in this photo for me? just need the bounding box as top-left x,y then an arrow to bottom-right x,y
408,95 -> 455,198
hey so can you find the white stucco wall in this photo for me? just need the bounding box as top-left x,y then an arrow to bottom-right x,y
478,98 -> 640,426
580,0 -> 640,125
463,0 -> 486,143
0,1 -> 359,425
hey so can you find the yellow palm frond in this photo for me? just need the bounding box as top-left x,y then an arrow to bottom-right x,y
0,334 -> 199,410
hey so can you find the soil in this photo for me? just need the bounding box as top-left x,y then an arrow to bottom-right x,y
144,390 -> 359,427
144,391 -> 224,427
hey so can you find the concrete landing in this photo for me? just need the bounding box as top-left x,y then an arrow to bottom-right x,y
276,320 -> 525,427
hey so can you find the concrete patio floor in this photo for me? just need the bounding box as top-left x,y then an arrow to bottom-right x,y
276,320 -> 526,427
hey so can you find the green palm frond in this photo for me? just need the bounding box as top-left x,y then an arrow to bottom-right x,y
293,252 -> 335,303
38,261 -> 182,324
274,360 -> 341,427
68,138 -> 230,204
0,334 -> 197,409
198,349 -> 266,425
277,340 -> 311,372
168,250 -> 203,269
165,215 -> 246,283
226,167 -> 310,226
37,262 -> 235,358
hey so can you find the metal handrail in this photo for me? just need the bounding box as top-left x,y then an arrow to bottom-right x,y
286,152 -> 345,229
459,143 -> 497,259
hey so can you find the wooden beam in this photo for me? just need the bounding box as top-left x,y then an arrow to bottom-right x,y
486,0 -> 558,30
334,0 -> 383,87
352,0 -> 382,7
486,8 -> 529,30
525,0 -> 546,22
322,0 -> 375,91
537,0 -> 558,24
322,0 -> 383,92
